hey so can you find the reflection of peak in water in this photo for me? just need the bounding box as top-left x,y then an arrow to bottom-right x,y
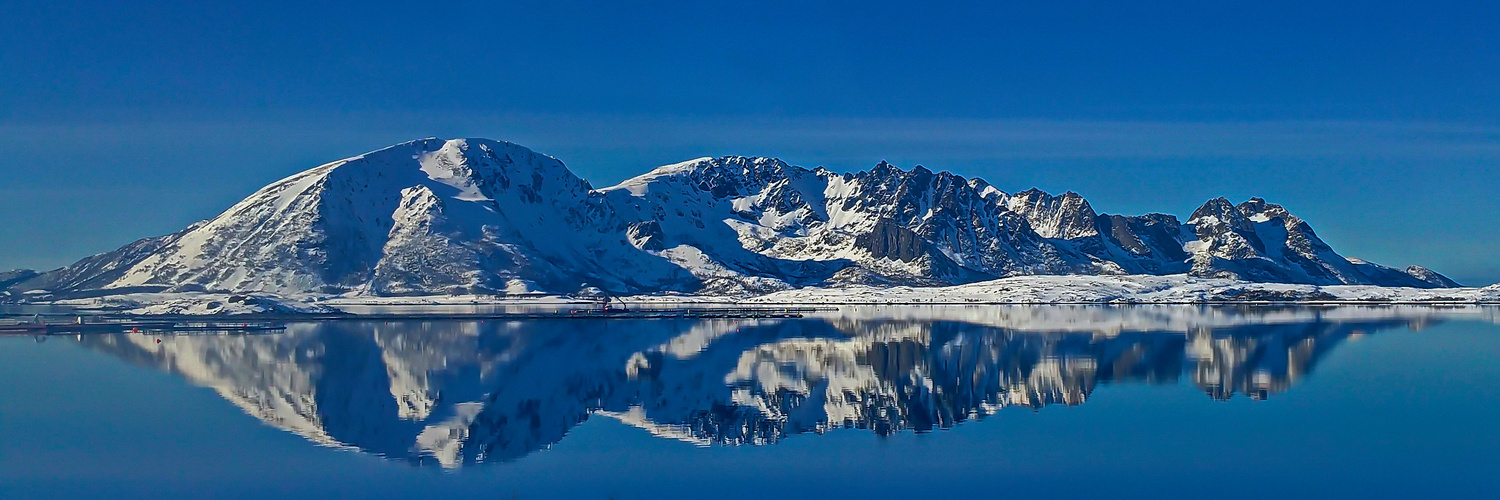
79,311 -> 1430,467
1185,322 -> 1355,400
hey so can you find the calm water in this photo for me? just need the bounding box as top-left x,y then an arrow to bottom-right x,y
2,305 -> 1499,499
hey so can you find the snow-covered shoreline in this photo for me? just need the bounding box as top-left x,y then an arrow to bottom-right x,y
13,274 -> 1498,316
33,292 -> 342,316
737,274 -> 1500,305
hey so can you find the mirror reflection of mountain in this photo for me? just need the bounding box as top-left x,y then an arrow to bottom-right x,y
78,306 -> 1498,468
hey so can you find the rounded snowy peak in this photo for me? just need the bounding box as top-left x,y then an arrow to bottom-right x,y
318,137 -> 593,200
349,137 -> 571,176
355,137 -> 559,162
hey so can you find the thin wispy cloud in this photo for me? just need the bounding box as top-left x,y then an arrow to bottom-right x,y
6,115 -> 1500,176
1,114 -> 1496,283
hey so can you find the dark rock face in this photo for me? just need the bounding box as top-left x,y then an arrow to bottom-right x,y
857,219 -> 929,263
1099,213 -> 1190,261
1085,213 -> 1193,275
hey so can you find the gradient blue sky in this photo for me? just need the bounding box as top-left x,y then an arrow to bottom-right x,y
2,1 -> 1497,284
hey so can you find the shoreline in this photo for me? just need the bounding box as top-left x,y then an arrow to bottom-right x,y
4,273 -> 1497,316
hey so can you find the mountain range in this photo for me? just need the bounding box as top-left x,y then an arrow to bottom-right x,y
1,137 -> 1460,299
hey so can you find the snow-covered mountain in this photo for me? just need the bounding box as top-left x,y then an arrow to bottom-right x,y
11,138 -> 696,298
79,311 -> 1442,466
4,137 -> 1459,298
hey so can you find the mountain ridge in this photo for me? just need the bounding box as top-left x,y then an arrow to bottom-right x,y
2,137 -> 1460,299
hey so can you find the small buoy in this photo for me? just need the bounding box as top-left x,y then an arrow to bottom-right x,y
155,338 -> 162,344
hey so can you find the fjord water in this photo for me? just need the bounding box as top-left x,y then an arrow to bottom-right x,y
2,306 -> 1499,499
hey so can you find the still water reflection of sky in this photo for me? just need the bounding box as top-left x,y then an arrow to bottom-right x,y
2,305 -> 1498,499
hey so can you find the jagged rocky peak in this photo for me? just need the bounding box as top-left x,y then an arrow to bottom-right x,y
830,161 -> 1062,278
1006,188 -> 1100,240
1179,196 -> 1457,287
1187,197 -> 1268,261
607,155 -> 833,230
1235,197 -> 1294,221
965,177 -> 1009,203
1189,197 -> 1258,234
614,155 -> 804,195
841,161 -> 1012,230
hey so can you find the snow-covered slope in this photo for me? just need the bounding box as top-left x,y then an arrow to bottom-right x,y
11,139 -> 694,298
3,138 -> 1461,299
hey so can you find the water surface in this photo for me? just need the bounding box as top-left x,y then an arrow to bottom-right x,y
2,305 -> 1498,499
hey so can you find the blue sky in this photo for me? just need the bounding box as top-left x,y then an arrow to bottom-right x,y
1,1 -> 1497,284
